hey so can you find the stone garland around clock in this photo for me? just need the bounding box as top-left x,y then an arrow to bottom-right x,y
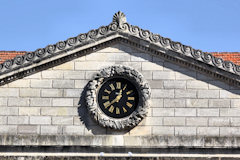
85,65 -> 151,130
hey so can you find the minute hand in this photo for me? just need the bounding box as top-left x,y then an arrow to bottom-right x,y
109,90 -> 122,105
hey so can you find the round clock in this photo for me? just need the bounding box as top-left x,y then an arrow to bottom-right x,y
97,77 -> 139,119
85,65 -> 151,130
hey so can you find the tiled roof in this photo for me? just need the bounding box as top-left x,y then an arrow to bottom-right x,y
1,51 -> 239,65
210,52 -> 240,65
0,51 -> 27,63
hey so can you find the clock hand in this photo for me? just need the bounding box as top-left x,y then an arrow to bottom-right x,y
109,90 -> 123,105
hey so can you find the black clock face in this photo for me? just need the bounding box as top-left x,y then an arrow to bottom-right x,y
97,78 -> 139,118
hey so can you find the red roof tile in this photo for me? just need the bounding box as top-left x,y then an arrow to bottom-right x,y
0,51 -> 27,63
210,52 -> 240,65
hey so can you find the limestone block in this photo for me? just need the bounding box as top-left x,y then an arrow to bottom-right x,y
231,99 -> 240,108
209,118 -> 230,126
198,90 -> 219,98
140,71 -> 152,80
186,99 -> 208,108
198,109 -> 219,117
152,126 -> 174,136
197,127 -> 219,136
0,125 -> 17,134
8,98 -> 29,107
186,118 -> 208,126
53,61 -> 74,70
164,99 -> 185,108
31,80 -> 52,88
75,80 -> 89,88
0,98 -> 7,106
0,107 -> 18,115
209,99 -> 230,108
63,71 -> 85,80
0,88 -> 19,97
19,107 -> 40,116
53,80 -> 74,89
175,127 -> 196,136
116,62 -> 142,71
153,71 -> 175,80
151,89 -> 174,98
8,116 -> 29,124
152,108 -> 174,116
18,125 -> 40,134
163,80 -> 186,89
64,89 -> 82,98
220,127 -> 240,136
175,90 -> 197,98
220,108 -> 240,117
151,99 -> 163,108
42,71 -> 63,79
148,80 -> 163,89
187,80 -> 208,89
130,126 -> 152,135
142,62 -> 163,71
175,71 -> 196,80
25,72 -> 41,79
52,117 -> 73,125
230,118 -> 240,126
63,126 -> 84,135
41,107 -> 78,116
41,89 -> 63,97
0,116 -> 7,124
20,88 -> 40,97
75,62 -> 114,70
175,108 -> 196,117
144,117 -> 163,126
163,117 -> 185,126
52,98 -> 73,106
220,90 -> 240,99
30,98 -> 51,107
30,116 -> 51,125
8,79 -> 30,88
131,53 -> 152,62
41,126 -> 62,135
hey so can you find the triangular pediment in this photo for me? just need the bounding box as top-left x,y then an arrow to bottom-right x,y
0,11 -> 239,86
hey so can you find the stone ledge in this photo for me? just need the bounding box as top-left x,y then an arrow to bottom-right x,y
1,135 -> 240,148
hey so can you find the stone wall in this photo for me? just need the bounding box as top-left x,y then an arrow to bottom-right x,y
0,44 -> 240,142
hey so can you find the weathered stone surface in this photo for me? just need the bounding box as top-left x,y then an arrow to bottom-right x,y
31,80 -> 52,88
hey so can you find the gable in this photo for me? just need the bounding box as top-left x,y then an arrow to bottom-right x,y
0,11 -> 239,88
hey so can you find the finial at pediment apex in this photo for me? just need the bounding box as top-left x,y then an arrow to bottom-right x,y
112,11 -> 127,25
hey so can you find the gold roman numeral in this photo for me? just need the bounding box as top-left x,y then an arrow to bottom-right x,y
116,107 -> 120,114
104,89 -> 111,94
109,84 -> 115,91
104,101 -> 111,108
123,107 -> 127,113
123,84 -> 127,90
102,96 -> 109,100
109,105 -> 114,113
126,102 -> 133,108
116,82 -> 121,89
126,90 -> 133,95
128,97 -> 135,100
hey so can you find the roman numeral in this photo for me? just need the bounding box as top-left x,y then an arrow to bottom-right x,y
126,102 -> 133,108
128,97 -> 135,100
123,84 -> 127,90
109,105 -> 114,113
116,107 -> 120,114
116,82 -> 121,89
126,90 -> 133,95
102,96 -> 109,100
109,84 -> 115,91
104,101 -> 110,108
104,89 -> 111,94
123,107 -> 127,113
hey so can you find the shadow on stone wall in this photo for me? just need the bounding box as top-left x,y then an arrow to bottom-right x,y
77,84 -> 130,135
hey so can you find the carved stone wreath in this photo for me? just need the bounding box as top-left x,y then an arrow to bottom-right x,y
85,65 -> 151,130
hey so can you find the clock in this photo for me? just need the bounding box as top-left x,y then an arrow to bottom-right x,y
97,77 -> 139,118
85,65 -> 151,130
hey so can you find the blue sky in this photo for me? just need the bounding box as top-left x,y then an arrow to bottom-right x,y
0,0 -> 239,52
